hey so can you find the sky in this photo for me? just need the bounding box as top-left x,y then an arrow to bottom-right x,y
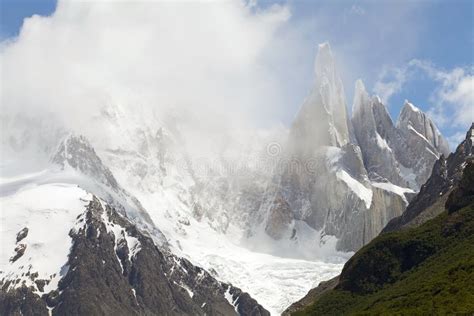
0,0 -> 473,149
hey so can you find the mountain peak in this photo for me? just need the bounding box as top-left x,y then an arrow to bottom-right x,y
289,41 -> 350,148
315,41 -> 335,78
372,95 -> 382,104
401,100 -> 421,114
51,134 -> 119,190
355,79 -> 366,93
352,79 -> 370,117
318,41 -> 331,53
454,122 -> 474,157
397,100 -> 450,156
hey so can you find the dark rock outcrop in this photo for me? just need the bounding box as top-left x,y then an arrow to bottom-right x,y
0,197 -> 269,316
15,228 -> 28,243
0,286 -> 49,316
50,134 -> 165,246
9,244 -> 26,263
383,123 -> 473,232
446,160 -> 474,213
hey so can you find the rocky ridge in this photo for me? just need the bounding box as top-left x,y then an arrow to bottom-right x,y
254,43 -> 449,252
0,195 -> 269,316
384,123 -> 473,232
283,126 -> 474,314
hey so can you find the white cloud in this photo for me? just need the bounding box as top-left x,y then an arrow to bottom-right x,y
0,0 -> 449,157
373,65 -> 409,104
434,73 -> 473,126
373,60 -> 473,130
410,60 -> 473,128
446,131 -> 467,151
0,0 -> 291,153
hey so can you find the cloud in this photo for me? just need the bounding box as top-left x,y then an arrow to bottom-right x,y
0,0 -> 291,155
373,59 -> 473,129
446,131 -> 467,151
349,5 -> 365,16
373,65 -> 409,104
423,66 -> 473,127
0,0 -> 442,159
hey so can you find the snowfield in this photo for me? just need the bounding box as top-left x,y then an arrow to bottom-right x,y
0,178 -> 92,294
0,166 -> 347,315
130,187 -> 347,315
181,238 -> 344,314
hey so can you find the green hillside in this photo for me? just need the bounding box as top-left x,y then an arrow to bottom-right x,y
295,203 -> 474,315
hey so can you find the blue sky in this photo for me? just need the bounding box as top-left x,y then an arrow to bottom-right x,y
0,0 -> 56,39
266,0 -> 473,147
1,0 -> 473,148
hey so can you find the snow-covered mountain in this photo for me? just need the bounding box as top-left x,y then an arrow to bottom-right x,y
0,112 -> 344,314
283,125 -> 474,315
352,81 -> 449,190
0,42 -> 450,314
255,43 -> 449,253
0,182 -> 269,315
90,107 -> 345,314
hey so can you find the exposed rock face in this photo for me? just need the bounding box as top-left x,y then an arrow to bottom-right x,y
0,197 -> 270,316
256,44 -> 423,252
0,286 -> 49,316
10,244 -> 26,263
446,160 -> 474,213
384,123 -> 473,232
396,101 -> 450,187
284,132 -> 474,314
289,43 -> 349,153
351,82 -> 450,190
351,82 -> 404,186
51,134 -> 166,246
397,102 -> 450,156
265,194 -> 293,240
51,135 -> 119,190
15,228 -> 28,243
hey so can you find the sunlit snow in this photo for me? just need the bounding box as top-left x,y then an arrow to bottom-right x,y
0,177 -> 92,293
336,170 -> 373,209
132,188 -> 347,315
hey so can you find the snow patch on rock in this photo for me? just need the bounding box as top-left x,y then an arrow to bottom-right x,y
224,286 -> 239,313
336,170 -> 372,209
371,182 -> 415,205
376,133 -> 391,151
100,203 -> 142,269
0,180 -> 92,294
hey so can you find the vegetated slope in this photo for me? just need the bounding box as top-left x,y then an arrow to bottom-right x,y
292,161 -> 474,315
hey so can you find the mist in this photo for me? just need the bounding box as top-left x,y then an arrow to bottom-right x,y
1,0 -> 293,159
1,0 -> 435,163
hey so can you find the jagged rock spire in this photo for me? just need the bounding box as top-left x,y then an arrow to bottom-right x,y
397,100 -> 450,156
352,79 -> 371,117
289,42 -> 350,151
